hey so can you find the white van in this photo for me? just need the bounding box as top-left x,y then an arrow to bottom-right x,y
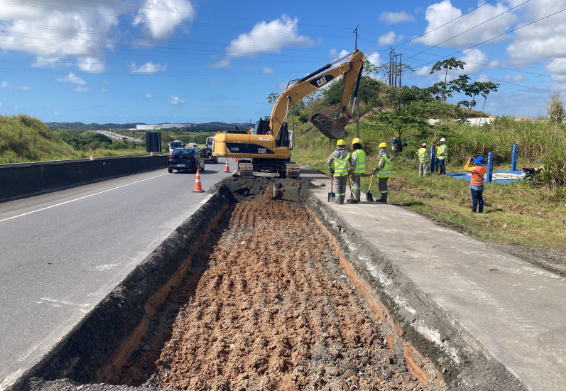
168,140 -> 184,153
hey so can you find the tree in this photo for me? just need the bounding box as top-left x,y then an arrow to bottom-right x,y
546,92 -> 565,123
463,81 -> 482,118
266,92 -> 280,104
375,105 -> 430,144
478,81 -> 499,117
429,57 -> 466,102
362,58 -> 378,77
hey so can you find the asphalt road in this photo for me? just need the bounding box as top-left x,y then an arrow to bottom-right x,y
0,159 -> 234,389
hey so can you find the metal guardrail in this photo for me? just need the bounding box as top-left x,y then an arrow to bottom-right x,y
0,153 -> 166,169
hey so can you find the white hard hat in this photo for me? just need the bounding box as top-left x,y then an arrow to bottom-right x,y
440,137 -> 446,142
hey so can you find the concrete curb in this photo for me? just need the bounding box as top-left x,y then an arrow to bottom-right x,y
306,194 -> 528,391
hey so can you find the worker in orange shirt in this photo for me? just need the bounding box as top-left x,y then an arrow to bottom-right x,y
464,156 -> 487,213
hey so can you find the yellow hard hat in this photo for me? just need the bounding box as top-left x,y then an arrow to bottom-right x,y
352,138 -> 361,144
336,139 -> 346,146
378,142 -> 387,148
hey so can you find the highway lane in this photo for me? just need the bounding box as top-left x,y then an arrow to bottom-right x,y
0,159 -> 235,389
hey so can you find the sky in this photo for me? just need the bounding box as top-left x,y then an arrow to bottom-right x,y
0,0 -> 565,124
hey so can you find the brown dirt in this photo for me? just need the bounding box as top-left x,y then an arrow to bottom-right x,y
116,194 -> 425,390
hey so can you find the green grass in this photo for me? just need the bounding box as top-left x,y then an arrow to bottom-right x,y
291,120 -> 566,250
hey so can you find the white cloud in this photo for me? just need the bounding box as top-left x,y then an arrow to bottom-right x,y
1,81 -> 30,90
209,81 -> 219,88
415,0 -> 517,47
1,82 -> 8,88
272,81 -> 288,92
379,11 -> 416,24
100,88 -> 109,92
0,102 -> 2,107
366,52 -> 382,67
146,92 -> 154,98
262,66 -> 275,74
53,109 -> 59,115
78,57 -> 106,74
104,80 -> 110,85
169,95 -> 185,105
133,0 -> 195,40
378,31 -> 403,46
415,65 -> 432,76
458,48 -> 488,75
129,62 -> 167,74
212,15 -> 313,68
74,86 -> 90,92
503,74 -> 527,82
329,48 -> 349,61
15,85 -> 30,91
57,73 -> 86,85
477,74 -> 491,82
546,58 -> 566,75
0,0 -> 120,73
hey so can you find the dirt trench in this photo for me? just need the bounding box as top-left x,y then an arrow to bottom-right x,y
114,193 -> 425,391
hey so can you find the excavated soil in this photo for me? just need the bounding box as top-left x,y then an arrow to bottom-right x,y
115,193 -> 425,391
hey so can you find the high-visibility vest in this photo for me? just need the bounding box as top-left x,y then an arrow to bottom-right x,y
353,149 -> 366,174
377,156 -> 391,178
471,165 -> 487,187
418,148 -> 427,163
333,153 -> 350,176
438,144 -> 448,159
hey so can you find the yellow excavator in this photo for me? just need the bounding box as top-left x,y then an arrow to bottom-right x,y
212,49 -> 365,178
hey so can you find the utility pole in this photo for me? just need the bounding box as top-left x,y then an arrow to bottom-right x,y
399,54 -> 403,87
353,25 -> 359,50
389,48 -> 394,86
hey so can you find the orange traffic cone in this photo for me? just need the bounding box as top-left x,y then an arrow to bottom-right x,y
192,169 -> 204,193
150,151 -> 154,157
224,159 -> 230,172
90,155 -> 95,161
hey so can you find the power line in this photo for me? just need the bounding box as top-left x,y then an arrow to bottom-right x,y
404,0 -> 532,61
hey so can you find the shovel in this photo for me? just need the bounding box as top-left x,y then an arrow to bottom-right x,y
366,174 -> 375,202
328,176 -> 336,202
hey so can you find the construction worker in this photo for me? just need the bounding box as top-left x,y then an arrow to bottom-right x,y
349,138 -> 365,203
327,139 -> 350,204
372,142 -> 391,203
464,156 -> 487,213
437,137 -> 447,175
418,143 -> 429,177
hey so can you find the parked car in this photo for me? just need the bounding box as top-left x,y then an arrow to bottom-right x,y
168,140 -> 185,153
167,148 -> 205,173
200,147 -> 218,164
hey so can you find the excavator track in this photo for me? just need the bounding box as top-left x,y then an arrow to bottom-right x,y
285,163 -> 301,179
237,162 -> 254,177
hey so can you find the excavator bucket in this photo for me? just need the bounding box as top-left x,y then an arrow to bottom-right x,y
310,113 -> 347,139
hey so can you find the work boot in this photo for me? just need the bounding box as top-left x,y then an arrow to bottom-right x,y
349,199 -> 359,204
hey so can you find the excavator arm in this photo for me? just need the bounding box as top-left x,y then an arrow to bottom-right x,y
269,49 -> 365,139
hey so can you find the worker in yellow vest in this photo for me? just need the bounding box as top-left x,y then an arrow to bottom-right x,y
327,139 -> 351,204
372,142 -> 391,203
418,143 -> 429,177
348,138 -> 366,203
437,137 -> 448,175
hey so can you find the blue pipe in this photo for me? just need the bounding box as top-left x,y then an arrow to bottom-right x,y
430,145 -> 436,173
511,143 -> 518,171
487,151 -> 494,183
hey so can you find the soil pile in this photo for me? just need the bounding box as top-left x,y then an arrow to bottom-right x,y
118,194 -> 425,390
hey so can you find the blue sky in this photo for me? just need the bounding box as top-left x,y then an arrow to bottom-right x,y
0,0 -> 565,124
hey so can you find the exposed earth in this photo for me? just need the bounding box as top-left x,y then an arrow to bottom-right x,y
111,192 -> 425,390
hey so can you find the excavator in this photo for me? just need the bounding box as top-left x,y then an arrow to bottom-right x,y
212,49 -> 365,178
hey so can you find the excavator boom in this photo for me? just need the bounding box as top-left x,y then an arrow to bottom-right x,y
270,49 -> 365,139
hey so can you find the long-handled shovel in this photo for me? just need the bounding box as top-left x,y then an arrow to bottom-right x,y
366,174 -> 375,202
328,176 -> 336,202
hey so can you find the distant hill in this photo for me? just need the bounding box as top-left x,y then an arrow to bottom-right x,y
45,122 -> 254,132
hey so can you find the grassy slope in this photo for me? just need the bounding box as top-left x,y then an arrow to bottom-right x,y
290,118 -> 566,250
0,115 -> 147,164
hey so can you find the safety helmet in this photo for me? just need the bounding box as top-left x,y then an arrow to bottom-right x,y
336,139 -> 346,146
378,142 -> 387,149
352,138 -> 361,145
421,143 -> 426,147
440,137 -> 446,143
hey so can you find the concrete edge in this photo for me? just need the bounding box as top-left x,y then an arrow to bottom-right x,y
7,185 -> 235,391
305,193 -> 529,391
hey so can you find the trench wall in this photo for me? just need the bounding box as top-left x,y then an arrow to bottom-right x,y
0,156 -> 168,202
306,194 -> 528,391
8,185 -> 235,391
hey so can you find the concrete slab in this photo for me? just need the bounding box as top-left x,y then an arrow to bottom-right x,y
308,171 -> 566,391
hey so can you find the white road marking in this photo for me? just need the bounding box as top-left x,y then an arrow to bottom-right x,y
0,174 -> 166,224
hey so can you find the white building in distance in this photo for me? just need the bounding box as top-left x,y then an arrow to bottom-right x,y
136,123 -> 195,130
